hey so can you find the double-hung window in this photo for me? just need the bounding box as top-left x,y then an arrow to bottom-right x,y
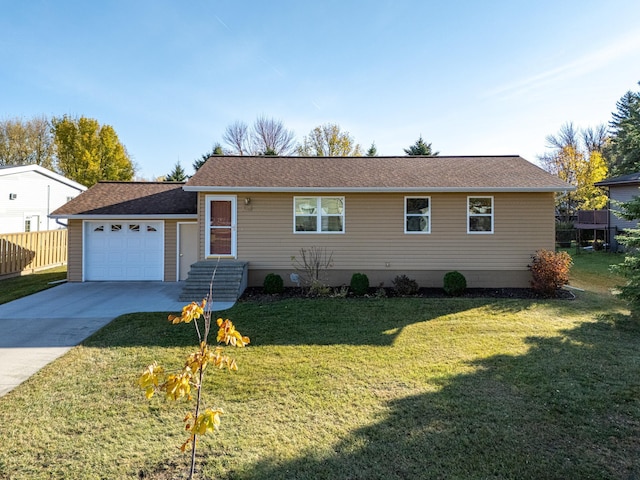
405,197 -> 430,233
294,197 -> 345,233
468,196 -> 494,233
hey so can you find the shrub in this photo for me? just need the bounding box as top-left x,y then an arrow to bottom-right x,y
350,273 -> 370,296
291,246 -> 333,294
529,249 -> 572,296
263,273 -> 284,294
392,274 -> 419,296
443,271 -> 467,296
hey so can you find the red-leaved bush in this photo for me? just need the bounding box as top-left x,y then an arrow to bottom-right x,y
529,249 -> 572,296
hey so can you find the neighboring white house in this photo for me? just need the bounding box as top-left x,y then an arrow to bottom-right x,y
594,172 -> 640,251
0,165 -> 86,234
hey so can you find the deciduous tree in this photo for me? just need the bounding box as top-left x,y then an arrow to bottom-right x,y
223,121 -> 250,155
251,115 -> 296,155
297,123 -> 362,156
540,123 -> 608,221
0,116 -> 54,168
51,115 -> 134,187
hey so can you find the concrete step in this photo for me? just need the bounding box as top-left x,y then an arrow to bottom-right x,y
179,260 -> 248,303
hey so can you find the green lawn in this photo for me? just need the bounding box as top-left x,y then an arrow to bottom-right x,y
0,266 -> 67,305
0,254 -> 638,479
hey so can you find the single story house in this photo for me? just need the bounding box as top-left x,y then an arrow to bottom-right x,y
0,164 -> 86,234
595,172 -> 640,251
51,155 -> 572,292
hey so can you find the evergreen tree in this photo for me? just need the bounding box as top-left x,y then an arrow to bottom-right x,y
612,195 -> 640,313
193,143 -> 224,171
404,136 -> 439,156
366,142 -> 378,157
165,161 -> 188,182
608,83 -> 640,175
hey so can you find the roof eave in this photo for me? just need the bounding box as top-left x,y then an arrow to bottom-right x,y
49,214 -> 198,220
183,186 -> 574,193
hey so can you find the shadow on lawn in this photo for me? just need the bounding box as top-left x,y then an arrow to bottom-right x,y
91,297 -> 535,348
227,314 -> 640,480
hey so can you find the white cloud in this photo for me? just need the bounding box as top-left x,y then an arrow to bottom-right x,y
486,30 -> 640,100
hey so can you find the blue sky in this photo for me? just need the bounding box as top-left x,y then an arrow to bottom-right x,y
1,0 -> 639,180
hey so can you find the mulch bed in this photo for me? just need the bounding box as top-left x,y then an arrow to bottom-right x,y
238,286 -> 575,302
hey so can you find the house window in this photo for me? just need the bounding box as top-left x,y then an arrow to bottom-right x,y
24,219 -> 31,232
294,197 -> 345,233
468,196 -> 494,233
405,197 -> 430,233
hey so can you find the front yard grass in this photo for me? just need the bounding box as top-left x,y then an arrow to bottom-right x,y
0,253 -> 638,479
0,266 -> 67,305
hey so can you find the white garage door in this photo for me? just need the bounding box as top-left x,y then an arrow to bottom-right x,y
84,221 -> 164,281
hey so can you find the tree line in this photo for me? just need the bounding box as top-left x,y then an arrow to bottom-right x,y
166,119 -> 437,181
539,81 -> 640,221
0,115 -> 134,187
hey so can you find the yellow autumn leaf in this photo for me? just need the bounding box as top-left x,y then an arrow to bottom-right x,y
216,318 -> 250,347
168,299 -> 206,324
162,371 -> 192,401
138,362 -> 164,399
191,408 -> 223,436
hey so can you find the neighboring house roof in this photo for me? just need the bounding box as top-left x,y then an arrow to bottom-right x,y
185,155 -> 573,192
50,182 -> 197,218
0,164 -> 87,191
594,172 -> 640,187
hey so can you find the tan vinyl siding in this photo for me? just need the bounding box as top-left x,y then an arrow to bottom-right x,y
164,220 -> 177,281
67,219 -> 83,282
198,191 -> 556,288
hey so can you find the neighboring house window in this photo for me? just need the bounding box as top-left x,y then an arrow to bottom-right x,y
468,196 -> 494,234
24,219 -> 31,232
405,197 -> 430,234
294,197 -> 345,233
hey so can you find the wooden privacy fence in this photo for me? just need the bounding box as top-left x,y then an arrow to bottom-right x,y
0,229 -> 67,277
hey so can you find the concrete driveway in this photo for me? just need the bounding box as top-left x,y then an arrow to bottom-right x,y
0,282 -> 234,397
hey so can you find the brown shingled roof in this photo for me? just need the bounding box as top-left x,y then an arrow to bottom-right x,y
185,155 -> 572,192
50,182 -> 197,217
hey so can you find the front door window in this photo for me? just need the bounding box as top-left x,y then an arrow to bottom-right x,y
206,196 -> 237,257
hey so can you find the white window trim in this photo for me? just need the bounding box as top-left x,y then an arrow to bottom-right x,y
467,196 -> 494,234
404,196 -> 431,234
293,196 -> 345,234
204,195 -> 237,257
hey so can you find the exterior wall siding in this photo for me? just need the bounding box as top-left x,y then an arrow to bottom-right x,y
198,191 -> 556,288
164,220 -> 178,281
0,170 -> 84,234
609,185 -> 640,231
67,219 -> 83,282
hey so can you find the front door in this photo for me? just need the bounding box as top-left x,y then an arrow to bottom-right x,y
178,222 -> 198,280
205,196 -> 237,257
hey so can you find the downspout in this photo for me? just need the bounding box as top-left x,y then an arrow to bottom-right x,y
47,185 -> 51,230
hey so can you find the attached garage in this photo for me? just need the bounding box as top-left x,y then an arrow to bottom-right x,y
84,221 -> 164,280
50,182 -> 198,283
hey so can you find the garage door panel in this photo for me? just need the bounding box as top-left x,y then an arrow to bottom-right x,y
84,221 -> 164,281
